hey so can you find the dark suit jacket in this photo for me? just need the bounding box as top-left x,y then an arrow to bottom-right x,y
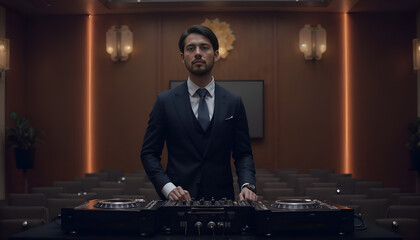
141,81 -> 256,200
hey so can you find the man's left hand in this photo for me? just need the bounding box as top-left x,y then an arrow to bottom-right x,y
239,187 -> 258,201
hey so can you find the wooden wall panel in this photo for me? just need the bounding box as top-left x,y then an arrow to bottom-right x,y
92,14 -> 160,172
5,10 -> 27,193
350,13 -> 417,192
276,13 -> 343,173
24,16 -> 87,187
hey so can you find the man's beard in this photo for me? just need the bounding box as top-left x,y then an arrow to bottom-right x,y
185,59 -> 214,76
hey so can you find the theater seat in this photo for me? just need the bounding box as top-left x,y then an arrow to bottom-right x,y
0,206 -> 49,222
375,218 -> 419,240
262,188 -> 294,201
100,169 -> 123,181
331,194 -> 367,206
387,205 -> 420,221
263,182 -> 288,189
8,193 -> 46,207
74,177 -> 100,192
399,196 -> 420,205
52,181 -> 82,194
350,199 -> 390,221
0,219 -> 45,240
138,188 -> 159,201
46,198 -> 86,221
305,187 -> 337,202
91,188 -> 124,199
58,193 -> 97,201
31,187 -> 64,199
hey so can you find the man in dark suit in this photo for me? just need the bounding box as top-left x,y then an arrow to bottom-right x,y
141,25 -> 257,201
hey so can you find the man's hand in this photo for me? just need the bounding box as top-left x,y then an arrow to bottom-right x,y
168,186 -> 191,201
239,187 -> 258,201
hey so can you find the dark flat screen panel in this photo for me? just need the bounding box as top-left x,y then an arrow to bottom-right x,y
169,80 -> 264,138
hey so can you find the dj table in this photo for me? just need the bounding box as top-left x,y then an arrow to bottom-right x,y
9,198 -> 403,240
9,221 -> 403,240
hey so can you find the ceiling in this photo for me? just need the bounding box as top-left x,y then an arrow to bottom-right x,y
0,0 -> 419,15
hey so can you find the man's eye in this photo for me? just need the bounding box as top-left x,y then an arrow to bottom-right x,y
186,46 -> 194,51
202,46 -> 210,50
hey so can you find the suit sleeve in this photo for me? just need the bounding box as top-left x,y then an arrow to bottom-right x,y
232,97 -> 256,187
140,94 -> 172,193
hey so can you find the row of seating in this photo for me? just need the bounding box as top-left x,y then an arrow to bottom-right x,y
2,168 -> 420,240
0,169 -> 151,240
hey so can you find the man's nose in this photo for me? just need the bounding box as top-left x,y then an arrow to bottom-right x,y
194,47 -> 202,56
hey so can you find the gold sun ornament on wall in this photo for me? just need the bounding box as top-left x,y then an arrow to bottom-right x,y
201,18 -> 236,59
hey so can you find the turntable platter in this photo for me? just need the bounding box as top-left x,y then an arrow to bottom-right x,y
270,199 -> 320,210
94,198 -> 145,209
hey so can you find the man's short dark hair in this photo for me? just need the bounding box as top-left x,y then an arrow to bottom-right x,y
178,25 -> 219,53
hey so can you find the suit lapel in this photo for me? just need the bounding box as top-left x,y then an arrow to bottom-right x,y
172,82 -> 203,156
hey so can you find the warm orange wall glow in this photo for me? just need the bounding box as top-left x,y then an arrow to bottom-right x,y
87,14 -> 94,173
343,13 -> 352,174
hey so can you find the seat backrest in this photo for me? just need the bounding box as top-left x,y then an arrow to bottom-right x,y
312,182 -> 337,188
295,177 -> 320,196
123,177 -> 145,194
331,194 -> 367,206
90,187 -> 124,199
305,187 -> 337,202
100,169 -> 124,181
262,188 -> 295,201
31,187 -> 64,199
263,182 -> 288,189
308,168 -> 335,182
0,206 -> 49,222
337,177 -> 362,194
328,173 -> 352,183
273,169 -> 298,182
99,181 -> 126,189
85,172 -> 109,181
398,196 -> 420,205
8,193 -> 46,207
350,198 -> 390,221
74,177 -> 100,192
375,218 -> 419,240
387,205 -> 420,221
368,187 -> 400,199
354,181 -> 383,195
52,181 -> 83,194
138,188 -> 160,201
46,198 -> 86,221
286,174 -> 312,189
0,219 -> 46,240
58,193 -> 97,201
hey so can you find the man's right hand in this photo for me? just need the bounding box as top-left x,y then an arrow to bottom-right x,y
168,186 -> 191,201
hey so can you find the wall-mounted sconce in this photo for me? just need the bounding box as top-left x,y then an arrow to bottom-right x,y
413,39 -> 420,70
106,25 -> 133,61
299,24 -> 326,61
0,38 -> 10,73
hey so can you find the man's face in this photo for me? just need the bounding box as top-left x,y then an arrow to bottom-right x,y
181,33 -> 219,76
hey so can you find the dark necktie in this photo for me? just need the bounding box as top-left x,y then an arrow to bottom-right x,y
196,88 -> 210,131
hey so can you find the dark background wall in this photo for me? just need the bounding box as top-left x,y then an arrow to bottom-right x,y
4,9 -> 418,194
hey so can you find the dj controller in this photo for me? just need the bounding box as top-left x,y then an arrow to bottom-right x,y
61,198 -> 354,237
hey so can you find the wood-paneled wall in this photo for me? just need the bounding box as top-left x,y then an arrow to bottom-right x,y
5,10 -> 418,194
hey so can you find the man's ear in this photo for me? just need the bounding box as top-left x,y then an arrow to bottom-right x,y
180,52 -> 185,64
214,50 -> 220,62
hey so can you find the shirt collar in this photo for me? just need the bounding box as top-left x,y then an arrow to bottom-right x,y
187,77 -> 215,97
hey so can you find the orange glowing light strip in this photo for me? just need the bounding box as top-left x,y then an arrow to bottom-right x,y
87,15 -> 93,173
343,13 -> 351,174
